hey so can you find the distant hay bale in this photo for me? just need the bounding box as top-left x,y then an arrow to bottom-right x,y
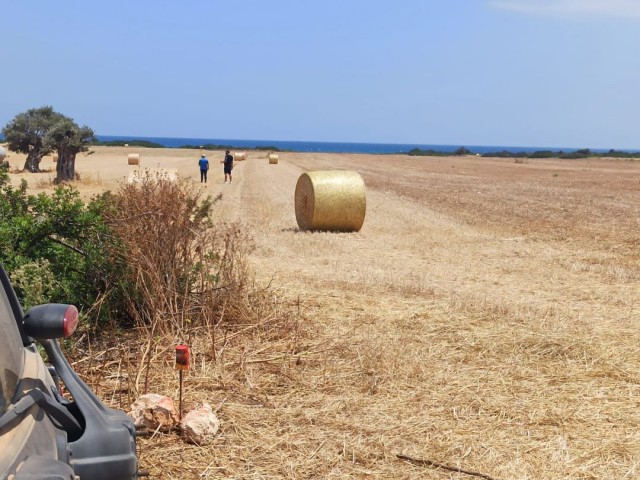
268,154 -> 279,164
234,152 -> 247,161
52,153 -> 58,163
128,153 -> 140,165
127,167 -> 178,184
294,170 -> 366,232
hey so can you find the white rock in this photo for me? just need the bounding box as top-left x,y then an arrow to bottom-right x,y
128,394 -> 179,432
180,403 -> 220,445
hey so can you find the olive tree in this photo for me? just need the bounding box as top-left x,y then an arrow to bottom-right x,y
1,106 -> 59,172
1,106 -> 94,181
47,116 -> 94,182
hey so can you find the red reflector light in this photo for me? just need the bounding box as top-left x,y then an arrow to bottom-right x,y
63,305 -> 79,337
175,344 -> 189,371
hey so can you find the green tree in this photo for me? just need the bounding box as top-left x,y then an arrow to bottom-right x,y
1,106 -> 60,172
0,170 -> 109,310
1,106 -> 94,181
47,116 -> 94,182
453,146 -> 471,155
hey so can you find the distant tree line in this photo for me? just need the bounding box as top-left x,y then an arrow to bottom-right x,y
90,140 -> 287,152
91,139 -> 165,148
407,147 -> 640,159
408,147 -> 472,156
483,148 -> 640,159
177,143 -> 286,152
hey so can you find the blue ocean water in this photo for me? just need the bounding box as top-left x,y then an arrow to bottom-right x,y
95,135 -> 633,155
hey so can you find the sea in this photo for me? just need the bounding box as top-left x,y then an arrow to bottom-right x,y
95,135 -> 636,155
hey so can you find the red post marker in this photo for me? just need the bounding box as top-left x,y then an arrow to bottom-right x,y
175,344 -> 190,371
176,344 -> 189,420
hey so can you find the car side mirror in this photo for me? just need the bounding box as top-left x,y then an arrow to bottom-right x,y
23,304 -> 79,339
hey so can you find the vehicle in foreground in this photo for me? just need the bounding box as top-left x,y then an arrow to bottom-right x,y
0,264 -> 138,479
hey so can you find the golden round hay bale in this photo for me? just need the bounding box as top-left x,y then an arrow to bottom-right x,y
294,170 -> 366,232
234,152 -> 247,161
128,153 -> 140,165
268,154 -> 279,164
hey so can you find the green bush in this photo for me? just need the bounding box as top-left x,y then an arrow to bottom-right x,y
528,150 -> 557,158
408,148 -> 448,156
9,259 -> 57,309
0,171 -> 110,310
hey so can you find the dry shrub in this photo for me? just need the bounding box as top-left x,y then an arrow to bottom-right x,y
102,173 -> 254,335
91,173 -> 303,396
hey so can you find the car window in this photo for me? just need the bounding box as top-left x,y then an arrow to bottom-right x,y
0,281 -> 24,413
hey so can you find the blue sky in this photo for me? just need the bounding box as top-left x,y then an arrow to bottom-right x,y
2,0 -> 640,149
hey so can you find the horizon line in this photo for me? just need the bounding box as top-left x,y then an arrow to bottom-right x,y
93,134 -> 640,153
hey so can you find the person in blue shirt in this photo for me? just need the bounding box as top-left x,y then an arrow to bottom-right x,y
198,154 -> 209,183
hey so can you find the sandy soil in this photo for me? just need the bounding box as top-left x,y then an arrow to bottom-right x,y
6,146 -> 640,478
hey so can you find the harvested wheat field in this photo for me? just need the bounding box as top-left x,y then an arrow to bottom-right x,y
11,147 -> 640,479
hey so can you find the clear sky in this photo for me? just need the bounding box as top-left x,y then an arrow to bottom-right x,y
2,0 -> 640,149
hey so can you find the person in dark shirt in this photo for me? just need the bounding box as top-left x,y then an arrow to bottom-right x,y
223,150 -> 234,183
198,154 -> 209,183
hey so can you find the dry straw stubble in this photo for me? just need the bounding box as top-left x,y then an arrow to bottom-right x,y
51,150 -> 640,479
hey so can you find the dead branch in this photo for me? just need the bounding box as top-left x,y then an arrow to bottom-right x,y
397,454 -> 498,480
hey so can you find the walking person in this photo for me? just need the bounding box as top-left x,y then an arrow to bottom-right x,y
223,150 -> 234,183
198,154 -> 209,183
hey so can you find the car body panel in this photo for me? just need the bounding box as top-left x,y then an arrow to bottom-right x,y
0,346 -> 67,478
0,264 -> 137,479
